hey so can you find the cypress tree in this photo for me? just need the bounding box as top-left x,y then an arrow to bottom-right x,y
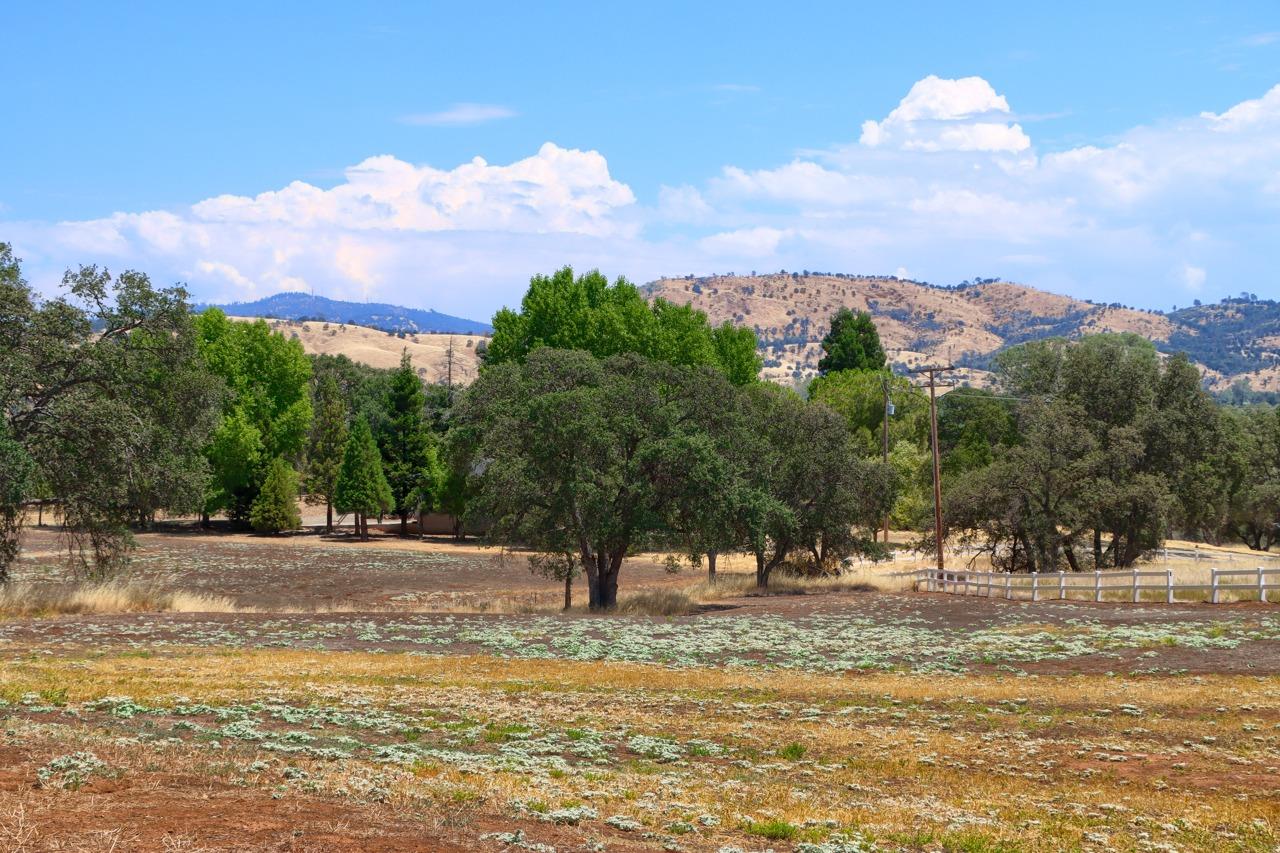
334,417 -> 393,540
305,374 -> 348,532
817,308 -> 886,375
249,457 -> 301,533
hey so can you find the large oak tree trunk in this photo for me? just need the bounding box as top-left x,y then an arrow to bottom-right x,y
706,550 -> 717,583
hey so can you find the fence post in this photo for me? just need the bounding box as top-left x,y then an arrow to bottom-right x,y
1211,568 -> 1219,605
1132,568 -> 1140,603
1058,571 -> 1066,600
1259,566 -> 1266,604
1004,572 -> 1011,600
1031,571 -> 1039,602
1166,568 -> 1173,605
1094,570 -> 1102,603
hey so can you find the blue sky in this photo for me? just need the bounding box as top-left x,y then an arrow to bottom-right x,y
3,2 -> 1279,319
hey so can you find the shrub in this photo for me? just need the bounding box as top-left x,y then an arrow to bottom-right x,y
779,741 -> 807,760
745,819 -> 799,840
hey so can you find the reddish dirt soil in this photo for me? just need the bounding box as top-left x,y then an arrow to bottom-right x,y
0,744 -> 665,853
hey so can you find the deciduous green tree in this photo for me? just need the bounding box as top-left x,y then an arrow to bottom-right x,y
808,369 -> 927,456
485,266 -> 759,383
196,310 -> 312,524
739,384 -> 894,585
0,244 -> 220,579
1221,405 -> 1280,550
452,349 -> 732,609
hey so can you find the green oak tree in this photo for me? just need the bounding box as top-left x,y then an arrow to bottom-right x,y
0,244 -> 220,579
451,349 -> 733,609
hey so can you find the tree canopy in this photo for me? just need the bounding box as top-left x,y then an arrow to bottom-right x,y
484,266 -> 760,384
0,243 -> 221,578
817,308 -> 886,375
196,309 -> 312,524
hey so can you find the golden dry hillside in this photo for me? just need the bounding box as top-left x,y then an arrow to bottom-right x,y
231,316 -> 485,384
231,277 -> 1279,394
645,274 -> 1190,385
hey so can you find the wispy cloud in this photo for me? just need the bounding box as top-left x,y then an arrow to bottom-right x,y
1241,31 -> 1279,47
398,103 -> 517,127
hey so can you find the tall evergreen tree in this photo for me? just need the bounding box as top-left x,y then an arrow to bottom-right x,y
305,374 -> 349,532
249,457 -> 301,533
378,351 -> 444,535
334,417 -> 393,540
817,308 -> 886,375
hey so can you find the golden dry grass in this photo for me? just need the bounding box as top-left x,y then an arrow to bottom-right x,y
0,581 -> 241,618
2,650 -> 1277,851
233,316 -> 484,381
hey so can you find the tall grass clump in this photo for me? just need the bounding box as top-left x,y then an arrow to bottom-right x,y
615,588 -> 697,617
0,581 -> 240,617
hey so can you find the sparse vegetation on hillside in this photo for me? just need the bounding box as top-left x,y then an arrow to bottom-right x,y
643,273 -> 1278,391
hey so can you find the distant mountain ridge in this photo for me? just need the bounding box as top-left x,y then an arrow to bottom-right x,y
203,292 -> 492,335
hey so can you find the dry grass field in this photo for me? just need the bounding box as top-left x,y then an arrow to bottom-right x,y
232,316 -> 485,384
2,527 -> 1279,851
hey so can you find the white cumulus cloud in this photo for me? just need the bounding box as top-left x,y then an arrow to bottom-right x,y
8,77 -> 1280,317
859,75 -> 1031,153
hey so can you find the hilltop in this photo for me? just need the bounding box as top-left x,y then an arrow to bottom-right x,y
643,273 -> 1279,392
232,317 -> 484,385
206,292 -> 491,335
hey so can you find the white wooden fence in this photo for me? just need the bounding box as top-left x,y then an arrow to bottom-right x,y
895,566 -> 1280,603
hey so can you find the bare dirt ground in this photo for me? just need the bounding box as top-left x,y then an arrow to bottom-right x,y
12,525 -> 691,611
3,527 -> 1279,851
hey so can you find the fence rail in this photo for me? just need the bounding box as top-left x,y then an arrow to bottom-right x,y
894,566 -> 1280,604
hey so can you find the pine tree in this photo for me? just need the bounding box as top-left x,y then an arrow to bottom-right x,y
378,351 -> 444,535
305,374 -> 348,532
248,457 -> 301,533
334,417 -> 393,540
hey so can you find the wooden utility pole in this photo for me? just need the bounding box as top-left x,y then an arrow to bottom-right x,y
911,364 -> 954,571
881,374 -> 891,544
